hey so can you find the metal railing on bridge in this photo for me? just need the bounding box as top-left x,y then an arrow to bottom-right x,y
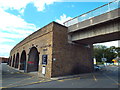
64,0 -> 120,27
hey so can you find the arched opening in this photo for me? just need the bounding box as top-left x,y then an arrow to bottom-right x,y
27,47 -> 39,72
9,56 -> 12,66
12,54 -> 15,67
20,50 -> 26,71
15,53 -> 19,68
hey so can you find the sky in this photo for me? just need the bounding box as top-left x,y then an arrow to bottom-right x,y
0,0 -> 119,58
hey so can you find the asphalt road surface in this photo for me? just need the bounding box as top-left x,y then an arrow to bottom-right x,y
1,63 -> 120,89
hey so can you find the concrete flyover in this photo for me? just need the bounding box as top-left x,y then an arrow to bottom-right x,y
64,0 -> 120,45
67,8 -> 120,44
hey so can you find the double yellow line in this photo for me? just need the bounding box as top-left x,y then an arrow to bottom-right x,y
58,77 -> 80,82
1,79 -> 53,88
1,75 -> 36,88
1,73 -> 97,88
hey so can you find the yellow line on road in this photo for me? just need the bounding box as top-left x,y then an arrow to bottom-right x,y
2,74 -> 91,88
117,83 -> 120,85
3,77 -> 81,88
58,80 -> 64,82
92,73 -> 97,82
4,75 -> 35,88
0,87 -> 7,89
4,79 -> 53,88
58,77 -> 80,82
113,83 -> 120,85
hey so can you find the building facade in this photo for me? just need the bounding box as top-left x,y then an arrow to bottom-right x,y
0,57 -> 9,64
9,22 -> 93,78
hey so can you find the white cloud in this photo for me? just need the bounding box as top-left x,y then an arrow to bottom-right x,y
0,8 -> 37,57
0,8 -> 37,37
32,0 -> 60,11
0,38 -> 15,43
0,0 -> 116,14
0,0 -> 60,13
0,32 -> 29,39
56,14 -> 72,25
0,8 -> 36,30
0,0 -> 32,14
0,44 -> 14,58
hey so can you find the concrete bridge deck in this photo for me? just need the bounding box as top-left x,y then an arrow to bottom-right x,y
66,8 -> 120,44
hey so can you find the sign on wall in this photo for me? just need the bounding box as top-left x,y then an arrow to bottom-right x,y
42,55 -> 47,65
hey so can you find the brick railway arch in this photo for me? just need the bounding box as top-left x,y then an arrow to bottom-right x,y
15,53 -> 19,68
12,54 -> 15,67
20,50 -> 26,71
27,47 -> 39,72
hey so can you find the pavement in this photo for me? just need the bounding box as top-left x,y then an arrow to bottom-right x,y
1,63 -> 120,88
1,63 -> 49,88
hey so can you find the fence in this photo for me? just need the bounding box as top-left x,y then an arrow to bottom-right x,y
64,0 -> 120,27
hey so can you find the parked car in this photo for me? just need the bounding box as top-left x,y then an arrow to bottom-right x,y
94,65 -> 101,71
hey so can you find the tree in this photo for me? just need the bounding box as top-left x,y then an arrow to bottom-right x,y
115,47 -> 120,57
93,45 -> 117,63
105,46 -> 116,63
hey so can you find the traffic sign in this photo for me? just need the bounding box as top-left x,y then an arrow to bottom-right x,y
101,58 -> 107,62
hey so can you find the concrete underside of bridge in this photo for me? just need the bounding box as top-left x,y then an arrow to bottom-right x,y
73,31 -> 119,44
71,19 -> 120,44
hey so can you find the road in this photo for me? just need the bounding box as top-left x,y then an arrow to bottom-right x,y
15,69 -> 119,88
1,63 -> 120,89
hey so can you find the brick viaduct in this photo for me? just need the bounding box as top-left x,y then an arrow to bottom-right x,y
8,22 -> 93,78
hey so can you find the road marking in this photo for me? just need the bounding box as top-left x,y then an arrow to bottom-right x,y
57,77 -> 80,82
4,79 -> 53,88
103,73 -> 118,84
113,83 -> 120,85
58,80 -> 64,82
92,73 -> 97,82
117,83 -> 120,85
4,77 -> 81,88
2,73 -> 91,88
0,87 -> 7,89
65,77 -> 80,80
4,75 -> 35,88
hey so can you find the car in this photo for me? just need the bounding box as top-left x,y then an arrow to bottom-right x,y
94,65 -> 101,71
